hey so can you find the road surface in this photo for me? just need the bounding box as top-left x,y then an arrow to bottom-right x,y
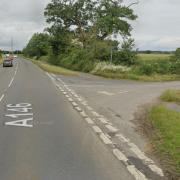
0,58 -> 134,180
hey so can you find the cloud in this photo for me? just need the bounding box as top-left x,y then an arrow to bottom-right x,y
132,0 -> 180,50
0,0 -> 179,50
0,0 -> 50,50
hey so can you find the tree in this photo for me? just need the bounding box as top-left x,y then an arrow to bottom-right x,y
44,0 -> 96,48
94,0 -> 137,40
23,33 -> 50,58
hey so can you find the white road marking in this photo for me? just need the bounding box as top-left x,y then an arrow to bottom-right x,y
92,126 -> 103,134
91,111 -> 101,117
68,98 -> 73,102
99,133 -> 113,145
105,125 -> 119,133
0,94 -> 5,102
113,149 -> 148,180
116,134 -> 164,176
86,106 -> 93,111
8,78 -> 14,87
72,102 -> 78,107
75,107 -> 82,112
5,118 -> 33,127
127,165 -> 147,180
98,91 -> 129,96
98,91 -> 115,96
85,118 -> 94,124
5,103 -> 34,128
113,149 -> 128,162
98,117 -> 109,124
80,111 -> 88,118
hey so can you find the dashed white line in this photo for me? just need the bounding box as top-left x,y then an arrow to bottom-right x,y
92,126 -> 103,134
0,94 -> 5,102
8,78 -> 14,88
85,118 -> 94,125
116,133 -> 164,176
99,133 -> 113,145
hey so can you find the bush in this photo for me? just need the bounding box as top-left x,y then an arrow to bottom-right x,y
171,61 -> 180,74
136,60 -> 174,75
59,48 -> 95,72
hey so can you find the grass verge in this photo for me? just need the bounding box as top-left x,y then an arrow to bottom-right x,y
137,90 -> 180,179
148,105 -> 180,177
0,57 -> 2,64
93,71 -> 180,82
23,57 -> 78,76
160,90 -> 180,103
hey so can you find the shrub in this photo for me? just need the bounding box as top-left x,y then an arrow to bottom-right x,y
59,48 -> 95,72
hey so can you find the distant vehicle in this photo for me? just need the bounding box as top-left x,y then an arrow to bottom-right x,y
3,59 -> 13,67
14,55 -> 17,58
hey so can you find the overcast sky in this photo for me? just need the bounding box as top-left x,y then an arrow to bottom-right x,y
0,0 -> 179,51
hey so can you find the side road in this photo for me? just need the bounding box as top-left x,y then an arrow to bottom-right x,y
52,71 -> 180,179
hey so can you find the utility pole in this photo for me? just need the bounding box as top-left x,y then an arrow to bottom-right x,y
11,37 -> 13,55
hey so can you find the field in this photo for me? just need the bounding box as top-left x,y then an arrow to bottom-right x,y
138,53 -> 171,61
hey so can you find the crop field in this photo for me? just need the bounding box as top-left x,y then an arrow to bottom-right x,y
138,53 -> 171,61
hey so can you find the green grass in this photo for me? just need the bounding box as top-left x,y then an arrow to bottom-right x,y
30,59 -> 78,76
0,56 -> 2,64
94,71 -> 180,82
149,105 -> 180,174
161,90 -> 180,103
138,53 -> 171,61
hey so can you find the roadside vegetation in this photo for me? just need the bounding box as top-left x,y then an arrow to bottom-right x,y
138,91 -> 180,178
0,51 -> 2,64
23,0 -> 180,81
161,90 -> 180,103
23,56 -> 78,76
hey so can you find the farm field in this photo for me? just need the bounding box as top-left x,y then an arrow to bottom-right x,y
138,53 -> 171,61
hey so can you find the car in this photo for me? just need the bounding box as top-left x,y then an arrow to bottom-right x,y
3,59 -> 13,67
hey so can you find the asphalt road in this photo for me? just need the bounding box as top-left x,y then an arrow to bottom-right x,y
0,58 -> 134,180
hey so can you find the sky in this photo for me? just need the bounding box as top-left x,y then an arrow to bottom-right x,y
0,0 -> 179,51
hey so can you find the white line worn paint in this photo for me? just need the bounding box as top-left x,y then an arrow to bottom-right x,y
75,107 -> 82,112
98,117 -> 109,124
91,111 -> 101,117
116,134 -> 164,176
106,125 -> 119,133
99,133 -> 113,145
72,102 -> 78,107
80,111 -> 88,118
0,94 -> 5,102
92,126 -> 103,134
127,165 -> 147,180
8,78 -> 14,87
85,118 -> 94,125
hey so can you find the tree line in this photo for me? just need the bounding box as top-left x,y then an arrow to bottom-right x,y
23,0 -> 138,71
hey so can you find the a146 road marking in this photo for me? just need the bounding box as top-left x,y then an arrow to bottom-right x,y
5,103 -> 33,127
